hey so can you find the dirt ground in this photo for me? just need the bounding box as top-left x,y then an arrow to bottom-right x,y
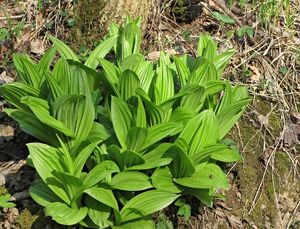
0,0 -> 299,228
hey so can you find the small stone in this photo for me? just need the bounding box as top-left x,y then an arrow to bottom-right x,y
0,71 -> 14,85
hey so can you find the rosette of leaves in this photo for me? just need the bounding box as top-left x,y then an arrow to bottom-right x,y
0,17 -> 250,228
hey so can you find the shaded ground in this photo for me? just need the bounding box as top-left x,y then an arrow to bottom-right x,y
0,0 -> 299,228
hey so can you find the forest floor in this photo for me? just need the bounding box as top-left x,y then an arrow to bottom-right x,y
0,0 -> 299,228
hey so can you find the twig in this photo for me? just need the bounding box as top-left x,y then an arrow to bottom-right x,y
0,14 -> 25,20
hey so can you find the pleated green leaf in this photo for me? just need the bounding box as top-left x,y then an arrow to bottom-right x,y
82,160 -> 119,189
120,190 -> 179,222
112,219 -> 155,229
48,35 -> 79,61
151,167 -> 183,193
174,163 -> 229,189
118,70 -> 140,101
37,47 -> 57,74
85,35 -> 118,69
85,186 -> 119,210
110,171 -> 152,191
27,143 -> 70,204
45,202 -> 87,225
111,96 -> 132,149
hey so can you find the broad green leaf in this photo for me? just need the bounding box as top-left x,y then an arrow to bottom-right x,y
85,35 -> 118,69
217,99 -> 250,138
184,188 -> 213,207
189,59 -> 218,85
87,122 -> 111,142
85,186 -> 119,210
164,144 -> 195,178
112,219 -> 155,229
212,12 -> 235,24
48,35 -> 79,61
126,127 -> 147,151
179,110 -> 219,156
122,150 -> 145,168
120,54 -> 143,72
110,171 -> 152,191
174,163 -> 229,189
45,72 -> 63,101
137,62 -> 154,93
29,180 -> 61,207
211,148 -> 241,162
197,35 -> 212,57
74,141 -> 101,176
0,82 -> 44,111
13,54 -> 40,88
52,170 -> 83,200
45,202 -> 87,225
98,58 -> 120,96
111,96 -> 132,149
173,56 -> 189,86
120,190 -> 179,222
154,65 -> 174,105
180,86 -> 206,113
118,70 -> 140,101
82,160 -> 120,189
85,195 -> 113,228
213,49 -> 234,76
37,47 -> 57,73
5,109 -> 57,144
151,167 -> 183,193
170,107 -> 195,125
136,97 -> 147,128
127,143 -> 172,170
142,122 -> 183,150
21,96 -> 74,137
52,94 -> 95,150
27,143 -> 70,204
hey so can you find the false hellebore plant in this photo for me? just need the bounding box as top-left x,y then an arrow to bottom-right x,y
0,17 -> 250,228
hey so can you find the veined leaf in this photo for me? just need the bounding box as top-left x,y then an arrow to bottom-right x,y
5,109 -> 57,145
45,202 -> 87,225
135,97 -> 147,128
37,47 -> 57,74
126,127 -> 147,151
179,110 -> 219,156
27,143 -> 70,204
85,186 -> 119,210
82,160 -> 120,189
85,35 -> 118,69
122,150 -> 145,168
141,122 -> 183,151
111,96 -> 132,149
29,180 -> 61,207
13,54 -> 41,88
173,56 -> 189,87
0,82 -> 44,111
127,143 -> 172,170
48,35 -> 79,61
85,195 -> 113,228
137,61 -> 154,93
112,218 -> 155,229
184,188 -> 213,207
74,141 -> 101,176
21,96 -> 74,137
151,167 -> 183,193
120,54 -> 143,72
110,171 -> 152,191
118,70 -> 140,101
174,163 -> 229,189
52,94 -> 95,151
189,58 -> 218,85
154,65 -> 174,105
120,190 -> 179,222
164,144 -> 195,178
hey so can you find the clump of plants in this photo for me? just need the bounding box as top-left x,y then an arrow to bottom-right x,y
0,17 -> 250,228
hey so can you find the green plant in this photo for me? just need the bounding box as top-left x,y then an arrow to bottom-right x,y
0,194 -> 15,208
0,17 -> 250,228
175,198 -> 191,222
